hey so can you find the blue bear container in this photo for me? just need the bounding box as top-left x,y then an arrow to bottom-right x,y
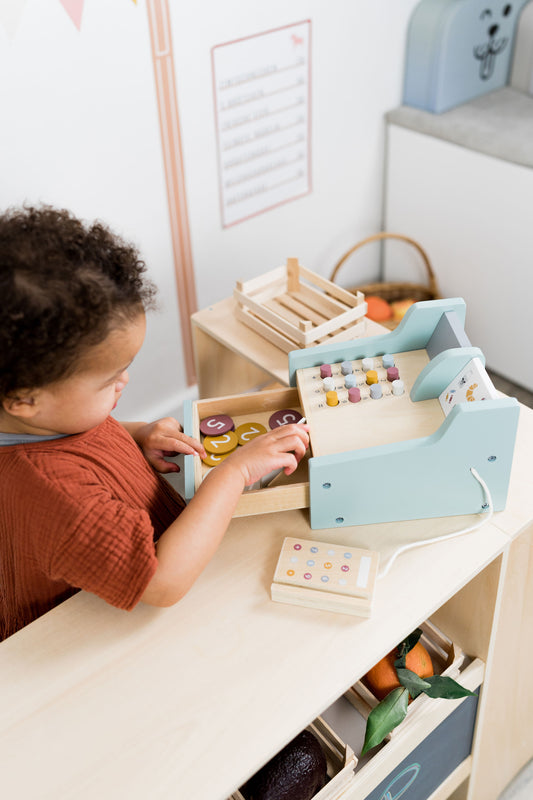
403,0 -> 530,112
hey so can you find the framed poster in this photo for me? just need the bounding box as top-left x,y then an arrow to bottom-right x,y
212,20 -> 312,227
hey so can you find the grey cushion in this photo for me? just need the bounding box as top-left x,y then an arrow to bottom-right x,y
386,87 -> 533,169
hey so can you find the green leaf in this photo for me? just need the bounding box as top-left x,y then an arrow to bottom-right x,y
361,687 -> 409,755
396,667 -> 432,699
395,628 -> 423,668
422,675 -> 477,699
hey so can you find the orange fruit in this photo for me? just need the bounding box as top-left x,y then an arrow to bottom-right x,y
363,641 -> 434,701
365,295 -> 392,322
390,298 -> 415,321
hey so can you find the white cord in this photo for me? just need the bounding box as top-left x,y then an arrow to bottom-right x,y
378,467 -> 494,579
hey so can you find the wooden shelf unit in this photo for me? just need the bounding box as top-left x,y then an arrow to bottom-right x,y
1,339 -> 532,800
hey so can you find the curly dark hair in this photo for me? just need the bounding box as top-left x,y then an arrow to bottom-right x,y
0,205 -> 157,401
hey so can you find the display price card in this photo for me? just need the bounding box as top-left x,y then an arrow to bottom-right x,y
212,20 -> 312,227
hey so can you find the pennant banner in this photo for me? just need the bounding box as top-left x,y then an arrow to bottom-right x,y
0,0 -> 29,39
0,0 -> 137,38
59,0 -> 85,30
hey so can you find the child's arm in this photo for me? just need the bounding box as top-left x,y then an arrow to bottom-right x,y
120,418 -> 206,472
140,423 -> 309,607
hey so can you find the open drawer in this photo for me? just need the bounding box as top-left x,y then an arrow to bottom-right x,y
230,716 -> 357,800
183,386 -> 310,517
344,620 -> 465,737
321,655 -> 485,800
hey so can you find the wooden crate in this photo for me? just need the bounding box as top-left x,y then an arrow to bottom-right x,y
234,258 -> 367,353
230,716 -> 357,800
344,620 -> 465,738
321,656 -> 484,800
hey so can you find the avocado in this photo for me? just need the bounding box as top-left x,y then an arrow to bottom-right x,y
240,729 -> 328,800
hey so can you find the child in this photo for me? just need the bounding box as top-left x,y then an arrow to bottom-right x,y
0,206 -> 309,640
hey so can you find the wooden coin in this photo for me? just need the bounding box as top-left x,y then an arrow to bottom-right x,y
268,408 -> 303,429
202,451 -> 231,467
203,430 -> 239,454
199,414 -> 235,436
235,421 -> 267,444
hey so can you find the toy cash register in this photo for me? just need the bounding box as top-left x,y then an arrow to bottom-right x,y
184,298 -> 519,529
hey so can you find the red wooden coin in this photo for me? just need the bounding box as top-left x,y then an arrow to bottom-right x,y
268,409 -> 303,429
199,414 -> 235,436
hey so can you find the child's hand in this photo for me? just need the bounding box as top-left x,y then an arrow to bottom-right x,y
131,417 -> 206,474
221,423 -> 309,487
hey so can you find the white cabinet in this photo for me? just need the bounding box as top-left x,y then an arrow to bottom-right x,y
383,88 -> 533,392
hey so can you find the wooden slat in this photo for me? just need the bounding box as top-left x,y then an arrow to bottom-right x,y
286,257 -> 301,293
276,294 -> 329,326
315,319 -> 366,347
263,297 -> 305,328
234,306 -> 298,353
294,285 -> 351,317
236,265 -> 287,296
298,264 -> 363,307
301,304 -> 367,345
234,288 -> 304,343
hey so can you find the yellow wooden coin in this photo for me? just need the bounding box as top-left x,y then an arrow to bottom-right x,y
204,430 -> 238,454
202,451 -> 231,467
235,421 -> 267,445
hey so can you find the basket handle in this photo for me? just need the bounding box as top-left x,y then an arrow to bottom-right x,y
330,232 -> 439,294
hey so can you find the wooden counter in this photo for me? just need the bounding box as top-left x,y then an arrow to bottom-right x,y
1,404 -> 533,799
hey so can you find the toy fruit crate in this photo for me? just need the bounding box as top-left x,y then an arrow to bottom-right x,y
344,620 -> 464,738
321,653 -> 484,800
230,716 -> 357,800
183,386 -> 310,517
234,257 -> 367,353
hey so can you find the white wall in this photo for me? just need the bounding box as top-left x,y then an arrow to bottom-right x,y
0,0 -> 420,421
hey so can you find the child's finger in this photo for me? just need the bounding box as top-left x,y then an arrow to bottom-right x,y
148,431 -> 205,458
151,455 -> 180,473
166,433 -> 206,458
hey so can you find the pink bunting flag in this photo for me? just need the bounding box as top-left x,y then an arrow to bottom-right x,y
59,0 -> 84,30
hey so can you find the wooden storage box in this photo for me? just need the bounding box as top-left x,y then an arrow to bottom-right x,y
321,645 -> 484,799
234,258 -> 366,354
230,716 -> 357,800
344,620 -> 465,738
183,386 -> 310,517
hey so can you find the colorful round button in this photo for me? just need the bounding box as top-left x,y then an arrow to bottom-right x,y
348,387 -> 361,403
345,374 -> 358,389
392,379 -> 405,396
341,361 -> 352,375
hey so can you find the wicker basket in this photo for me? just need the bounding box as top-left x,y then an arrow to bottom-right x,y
329,232 -> 441,329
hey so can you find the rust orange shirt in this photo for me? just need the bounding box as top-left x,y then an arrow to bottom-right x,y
0,416 -> 185,640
